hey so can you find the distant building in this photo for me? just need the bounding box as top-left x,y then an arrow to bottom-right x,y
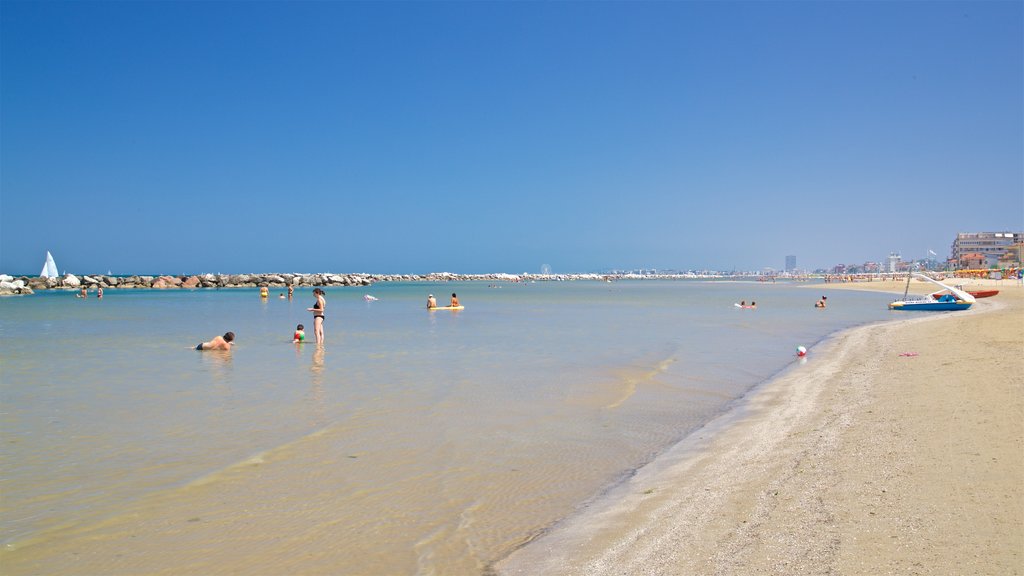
959,252 -> 986,270
951,232 -> 1023,269
998,242 -> 1022,267
887,253 -> 901,273
785,255 -> 796,273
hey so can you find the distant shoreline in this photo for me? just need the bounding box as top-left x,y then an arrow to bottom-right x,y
0,271 -> 786,295
2,270 -> 1018,296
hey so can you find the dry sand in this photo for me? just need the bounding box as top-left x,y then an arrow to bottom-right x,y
497,279 -> 1023,575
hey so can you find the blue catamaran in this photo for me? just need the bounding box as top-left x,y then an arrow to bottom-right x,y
889,273 -> 975,311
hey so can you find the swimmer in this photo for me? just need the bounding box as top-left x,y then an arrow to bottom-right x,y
260,286 -> 269,298
449,293 -> 460,307
293,324 -> 305,343
196,332 -> 234,351
815,295 -> 827,308
427,294 -> 437,309
97,286 -> 103,299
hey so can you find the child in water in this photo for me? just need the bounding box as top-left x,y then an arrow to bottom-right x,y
293,324 -> 305,343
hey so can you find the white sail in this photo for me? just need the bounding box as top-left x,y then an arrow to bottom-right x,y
40,251 -> 59,278
914,273 -> 976,303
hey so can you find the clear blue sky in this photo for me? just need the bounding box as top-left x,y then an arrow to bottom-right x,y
2,1 -> 1021,275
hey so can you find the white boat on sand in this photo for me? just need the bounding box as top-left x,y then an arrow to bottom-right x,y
889,273 -> 975,311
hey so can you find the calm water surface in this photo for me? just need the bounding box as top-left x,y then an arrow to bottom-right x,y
0,281 -> 895,574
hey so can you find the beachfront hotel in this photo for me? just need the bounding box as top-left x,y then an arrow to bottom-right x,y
950,231 -> 1023,269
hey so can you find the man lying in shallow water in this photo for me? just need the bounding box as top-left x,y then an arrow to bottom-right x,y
196,332 -> 234,351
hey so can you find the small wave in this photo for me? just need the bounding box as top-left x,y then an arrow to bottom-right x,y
603,356 -> 678,410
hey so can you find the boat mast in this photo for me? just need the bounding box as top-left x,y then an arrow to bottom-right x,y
902,263 -> 913,300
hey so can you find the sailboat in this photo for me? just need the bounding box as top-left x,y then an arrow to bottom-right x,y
889,273 -> 975,311
40,251 -> 59,278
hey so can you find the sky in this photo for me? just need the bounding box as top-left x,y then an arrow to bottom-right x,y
2,1 -> 1021,275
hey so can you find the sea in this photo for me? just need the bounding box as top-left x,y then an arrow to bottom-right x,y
0,280 -> 896,575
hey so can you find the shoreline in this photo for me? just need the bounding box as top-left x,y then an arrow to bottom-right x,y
495,281 -> 1023,574
3,271 -> 778,296
3,271 -> 1019,297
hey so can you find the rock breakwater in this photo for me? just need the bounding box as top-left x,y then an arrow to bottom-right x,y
0,271 -> 730,296
1,272 -> 379,295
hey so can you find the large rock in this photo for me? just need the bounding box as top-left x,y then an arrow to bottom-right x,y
0,279 -> 32,295
63,274 -> 81,287
182,276 -> 201,288
151,275 -> 182,289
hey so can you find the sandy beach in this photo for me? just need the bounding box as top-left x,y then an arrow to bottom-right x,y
497,279 -> 1023,575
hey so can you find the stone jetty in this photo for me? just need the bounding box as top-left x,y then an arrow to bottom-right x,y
0,271 -> 635,296
0,272 -> 375,295
0,270 -> 744,296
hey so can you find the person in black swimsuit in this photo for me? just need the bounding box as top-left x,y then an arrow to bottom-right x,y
307,288 -> 326,344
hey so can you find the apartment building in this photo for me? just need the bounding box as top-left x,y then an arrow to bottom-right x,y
951,231 -> 1023,268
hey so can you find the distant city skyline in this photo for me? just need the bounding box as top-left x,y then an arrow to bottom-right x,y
8,242 -> 1012,278
2,1 -> 1021,275
1,231 -> 1013,278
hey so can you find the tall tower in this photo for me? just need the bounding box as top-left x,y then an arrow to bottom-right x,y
887,253 -> 901,273
785,255 -> 796,273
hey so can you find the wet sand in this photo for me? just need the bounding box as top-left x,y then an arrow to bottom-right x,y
497,279 -> 1023,575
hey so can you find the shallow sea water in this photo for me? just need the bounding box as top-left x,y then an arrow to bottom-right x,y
0,280 -> 895,574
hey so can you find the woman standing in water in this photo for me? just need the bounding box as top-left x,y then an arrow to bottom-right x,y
307,288 -> 326,344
